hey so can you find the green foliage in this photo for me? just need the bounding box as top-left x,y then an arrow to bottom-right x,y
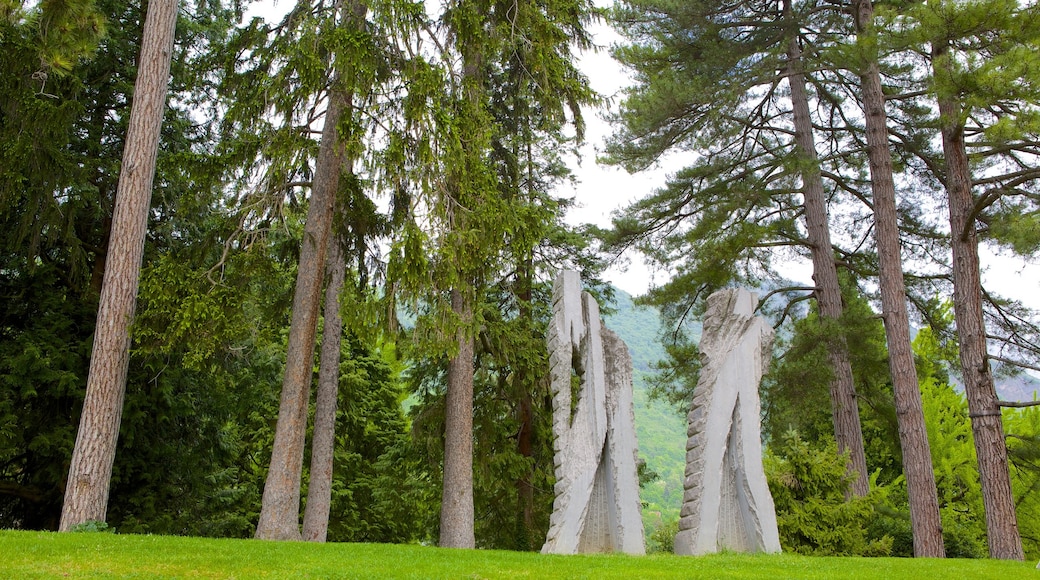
988,204 -> 1040,257
763,274 -> 903,486
319,339 -> 432,543
646,516 -> 678,554
67,519 -> 113,533
766,432 -> 893,557
1005,403 -> 1040,561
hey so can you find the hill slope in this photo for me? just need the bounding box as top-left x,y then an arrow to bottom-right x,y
602,290 -> 685,532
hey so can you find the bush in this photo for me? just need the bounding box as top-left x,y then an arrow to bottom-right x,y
766,432 -> 892,556
647,517 -> 678,554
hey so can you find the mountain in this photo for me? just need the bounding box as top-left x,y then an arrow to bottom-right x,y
994,372 -> 1040,402
601,289 -> 685,532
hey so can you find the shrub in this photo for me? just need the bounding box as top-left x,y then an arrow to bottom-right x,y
766,432 -> 892,556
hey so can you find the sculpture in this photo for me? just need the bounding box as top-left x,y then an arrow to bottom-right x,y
542,270 -> 645,555
674,288 -> 781,556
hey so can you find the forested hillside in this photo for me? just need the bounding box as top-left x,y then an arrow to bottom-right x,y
602,290 -> 686,536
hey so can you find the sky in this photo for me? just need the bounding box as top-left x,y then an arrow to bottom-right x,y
559,16 -> 685,297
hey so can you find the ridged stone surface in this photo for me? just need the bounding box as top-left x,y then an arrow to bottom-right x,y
674,288 -> 781,556
541,270 -> 645,555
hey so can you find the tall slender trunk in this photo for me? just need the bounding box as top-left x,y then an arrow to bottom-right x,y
853,0 -> 945,558
440,288 -> 476,548
301,234 -> 347,542
784,3 -> 868,497
515,256 -> 536,549
59,0 -> 178,531
438,12 -> 483,548
255,76 -> 348,542
932,43 -> 1024,561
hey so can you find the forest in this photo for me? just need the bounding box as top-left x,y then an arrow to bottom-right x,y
2,0 -> 1040,563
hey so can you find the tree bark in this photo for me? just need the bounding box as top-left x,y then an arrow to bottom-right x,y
440,288 -> 476,548
438,9 -> 483,548
301,234 -> 347,543
515,256 -> 536,549
785,5 -> 869,497
932,43 -> 1024,561
853,0 -> 945,558
254,79 -> 348,542
59,0 -> 178,531
516,390 -> 535,549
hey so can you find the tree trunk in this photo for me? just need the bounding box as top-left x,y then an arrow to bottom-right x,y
516,390 -> 535,549
933,43 -> 1024,561
785,6 -> 869,497
853,0 -> 945,558
301,234 -> 347,543
440,288 -> 476,548
59,0 -> 178,531
438,10 -> 483,548
254,79 -> 348,542
298,0 -> 368,543
515,256 -> 536,549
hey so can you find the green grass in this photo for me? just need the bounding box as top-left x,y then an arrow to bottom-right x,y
2,530 -> 1036,579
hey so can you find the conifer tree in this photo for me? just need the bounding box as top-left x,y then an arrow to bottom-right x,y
604,0 -> 870,494
390,0 -> 597,547
849,0 -> 945,557
884,0 -> 1040,558
60,0 -> 178,531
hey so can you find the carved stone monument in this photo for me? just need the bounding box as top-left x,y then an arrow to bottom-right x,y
674,288 -> 781,556
542,270 -> 645,555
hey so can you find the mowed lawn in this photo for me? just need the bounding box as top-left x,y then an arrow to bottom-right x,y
1,530 -> 1036,579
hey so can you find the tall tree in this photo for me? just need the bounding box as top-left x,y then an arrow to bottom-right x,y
253,58 -> 349,541
301,233 -> 347,542
783,0 -> 868,496
387,0 -> 597,547
897,0 -> 1040,558
297,0 -> 374,542
436,0 -> 489,547
604,0 -> 872,494
59,0 -> 179,531
933,42 -> 1023,560
850,0 -> 945,557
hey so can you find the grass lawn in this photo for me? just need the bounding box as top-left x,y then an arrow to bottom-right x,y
1,530 -> 1036,579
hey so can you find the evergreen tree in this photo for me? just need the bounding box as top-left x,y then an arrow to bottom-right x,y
253,0 -> 376,541
60,0 -> 179,531
387,0 -> 597,548
604,0 -> 871,493
849,0 -> 945,557
875,0 -> 1040,558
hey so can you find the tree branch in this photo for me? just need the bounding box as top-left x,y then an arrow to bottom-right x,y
998,400 -> 1040,408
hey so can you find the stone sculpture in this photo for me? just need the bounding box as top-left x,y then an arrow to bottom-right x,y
674,288 -> 781,556
542,270 -> 645,555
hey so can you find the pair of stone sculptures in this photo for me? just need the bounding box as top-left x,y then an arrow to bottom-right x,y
541,271 -> 780,556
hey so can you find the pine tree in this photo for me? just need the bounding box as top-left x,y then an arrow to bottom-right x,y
59,0 -> 179,531
784,0 -> 868,496
604,0 -> 870,493
889,0 -> 1040,558
850,0 -> 945,557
